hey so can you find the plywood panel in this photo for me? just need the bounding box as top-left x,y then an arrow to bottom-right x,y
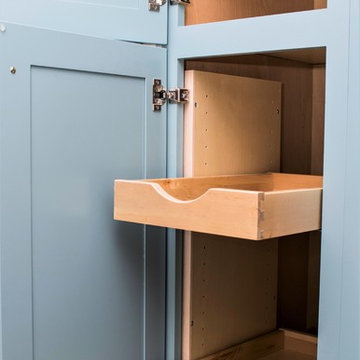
196,48 -> 326,66
185,0 -> 321,26
191,235 -> 278,359
183,70 -> 282,359
200,330 -> 283,360
197,330 -> 317,360
259,350 -> 315,360
186,56 -> 314,174
184,70 -> 281,177
311,66 -> 326,175
277,235 -> 310,330
266,48 -> 326,65
306,232 -> 321,332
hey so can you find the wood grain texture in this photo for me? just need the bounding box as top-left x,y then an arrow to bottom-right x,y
150,173 -> 274,201
184,70 -> 281,177
197,330 -> 317,360
314,0 -> 327,9
186,56 -> 315,174
186,57 -> 325,333
183,230 -> 193,360
193,49 -> 326,66
114,177 -> 260,239
306,232 -> 321,331
266,48 -> 326,66
185,0 -> 325,26
191,235 -> 278,359
311,66 -> 326,175
282,330 -> 317,357
181,67 -> 323,358
183,70 -> 283,359
261,189 -> 322,239
277,234 -> 311,330
199,330 -> 283,360
259,350 -> 315,360
114,173 -> 322,241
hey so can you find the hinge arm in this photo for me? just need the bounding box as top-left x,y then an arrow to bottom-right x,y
149,0 -> 190,11
153,79 -> 189,111
170,0 -> 191,5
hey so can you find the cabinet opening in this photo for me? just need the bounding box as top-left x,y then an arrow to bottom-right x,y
185,0 -> 327,26
182,47 -> 326,360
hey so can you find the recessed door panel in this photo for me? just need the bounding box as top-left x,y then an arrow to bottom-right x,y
31,67 -> 144,360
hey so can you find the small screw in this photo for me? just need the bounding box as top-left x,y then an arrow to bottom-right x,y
10,66 -> 16,74
0,24 -> 6,33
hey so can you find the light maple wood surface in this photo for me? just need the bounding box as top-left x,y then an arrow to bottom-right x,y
185,0 -> 326,26
182,70 -> 283,359
185,56 -> 325,332
184,70 -> 281,177
113,173 -> 323,240
199,331 -> 283,360
198,330 -> 317,360
186,56 -> 316,175
190,235 -> 278,358
266,48 -> 326,66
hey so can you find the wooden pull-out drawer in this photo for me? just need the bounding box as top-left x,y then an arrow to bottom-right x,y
114,172 -> 322,240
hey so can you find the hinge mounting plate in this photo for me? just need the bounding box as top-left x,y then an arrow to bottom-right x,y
149,0 -> 166,11
153,79 -> 189,111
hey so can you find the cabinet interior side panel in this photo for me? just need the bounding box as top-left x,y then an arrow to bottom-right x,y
183,69 -> 281,359
305,64 -> 325,331
191,234 -> 278,359
185,0 -> 323,26
311,66 -> 326,176
185,70 -> 281,177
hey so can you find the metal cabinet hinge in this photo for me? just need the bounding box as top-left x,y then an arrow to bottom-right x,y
149,0 -> 166,11
153,79 -> 189,111
170,0 -> 191,5
149,0 -> 190,11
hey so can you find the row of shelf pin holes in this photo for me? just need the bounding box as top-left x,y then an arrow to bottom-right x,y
195,97 -> 280,169
195,94 -> 210,167
190,94 -> 281,347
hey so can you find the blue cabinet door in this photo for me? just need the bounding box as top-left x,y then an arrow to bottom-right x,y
0,23 -> 166,360
0,0 -> 167,44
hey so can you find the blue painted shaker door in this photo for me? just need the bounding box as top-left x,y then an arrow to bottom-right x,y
0,23 -> 166,360
0,0 -> 167,44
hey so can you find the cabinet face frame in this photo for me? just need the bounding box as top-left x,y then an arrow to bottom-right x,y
167,1 -> 357,359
